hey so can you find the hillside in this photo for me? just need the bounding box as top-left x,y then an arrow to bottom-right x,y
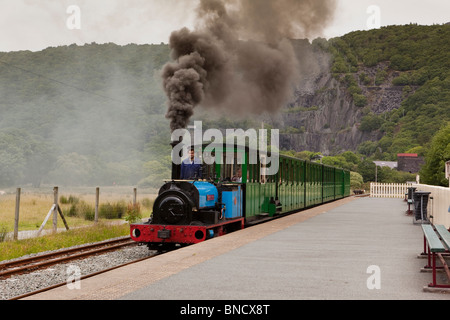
276,24 -> 450,159
0,24 -> 449,187
321,24 -> 450,159
0,43 -> 172,187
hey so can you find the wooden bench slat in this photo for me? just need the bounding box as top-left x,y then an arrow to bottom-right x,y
422,224 -> 446,252
434,225 -> 450,250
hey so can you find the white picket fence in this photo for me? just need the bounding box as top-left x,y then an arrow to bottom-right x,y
370,182 -> 413,198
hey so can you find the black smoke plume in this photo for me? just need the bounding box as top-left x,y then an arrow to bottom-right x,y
162,0 -> 336,131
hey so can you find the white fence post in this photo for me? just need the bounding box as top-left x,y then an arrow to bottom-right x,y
14,188 -> 20,240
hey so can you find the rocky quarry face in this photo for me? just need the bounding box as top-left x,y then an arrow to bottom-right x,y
265,39 -> 410,155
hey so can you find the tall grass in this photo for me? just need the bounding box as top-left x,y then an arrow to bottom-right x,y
0,225 -> 7,242
99,201 -> 127,219
65,200 -> 95,221
64,200 -> 138,221
0,190 -> 155,234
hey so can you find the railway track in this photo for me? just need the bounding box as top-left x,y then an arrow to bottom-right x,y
8,253 -> 158,300
0,237 -> 136,279
0,237 -> 158,300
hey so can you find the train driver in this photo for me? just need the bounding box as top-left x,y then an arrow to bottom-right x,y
180,147 -> 202,180
232,168 -> 242,182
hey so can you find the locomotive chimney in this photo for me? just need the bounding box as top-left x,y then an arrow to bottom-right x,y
170,138 -> 182,180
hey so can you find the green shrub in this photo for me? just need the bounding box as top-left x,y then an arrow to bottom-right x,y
353,93 -> 368,107
60,195 -> 80,205
359,73 -> 372,85
68,195 -> 80,204
60,195 -> 68,204
348,85 -> 362,95
64,200 -> 95,220
125,203 -> 142,223
350,171 -> 364,190
78,201 -> 95,221
375,69 -> 388,85
359,113 -> 384,132
64,204 -> 78,217
99,201 -> 127,219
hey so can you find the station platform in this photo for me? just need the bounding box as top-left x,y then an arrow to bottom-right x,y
25,197 -> 450,300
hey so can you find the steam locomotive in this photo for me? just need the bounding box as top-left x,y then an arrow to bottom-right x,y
130,143 -> 350,251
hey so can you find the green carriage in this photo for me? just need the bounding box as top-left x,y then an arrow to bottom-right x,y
173,143 -> 351,224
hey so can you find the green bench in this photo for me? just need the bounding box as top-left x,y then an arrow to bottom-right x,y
405,187 -> 416,215
406,195 -> 413,215
421,224 -> 450,289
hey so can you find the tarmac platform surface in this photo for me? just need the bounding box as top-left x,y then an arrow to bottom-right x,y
25,197 -> 450,300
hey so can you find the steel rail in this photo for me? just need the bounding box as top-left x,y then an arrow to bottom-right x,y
0,237 -> 135,278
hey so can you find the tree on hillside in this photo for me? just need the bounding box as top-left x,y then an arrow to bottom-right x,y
350,171 -> 364,189
357,160 -> 376,182
0,129 -> 55,187
420,122 -> 450,186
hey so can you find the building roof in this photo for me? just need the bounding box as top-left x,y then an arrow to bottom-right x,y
373,161 -> 398,169
397,153 -> 418,158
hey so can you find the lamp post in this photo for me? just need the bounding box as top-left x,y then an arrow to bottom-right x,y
445,160 -> 450,188
375,164 -> 377,183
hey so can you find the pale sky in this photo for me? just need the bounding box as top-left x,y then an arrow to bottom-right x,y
0,0 -> 449,52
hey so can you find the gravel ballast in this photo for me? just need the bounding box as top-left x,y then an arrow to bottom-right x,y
0,244 -> 154,300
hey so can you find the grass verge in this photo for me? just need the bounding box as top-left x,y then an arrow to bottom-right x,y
0,188 -> 155,232
0,222 -> 131,262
